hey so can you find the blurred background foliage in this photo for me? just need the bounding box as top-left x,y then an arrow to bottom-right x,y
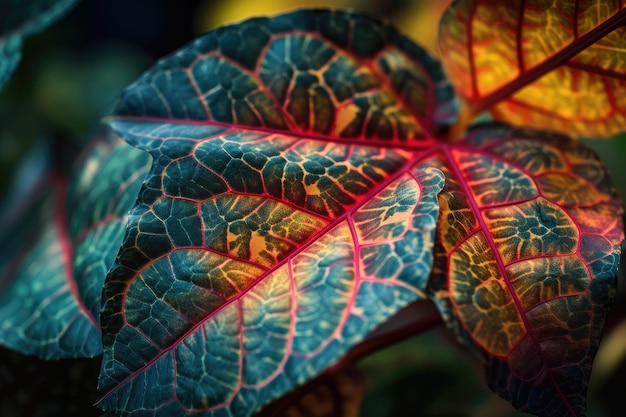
0,1 -> 624,416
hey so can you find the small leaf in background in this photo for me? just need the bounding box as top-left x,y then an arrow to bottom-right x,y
440,0 -> 626,139
425,123 -> 624,417
0,129 -> 151,358
97,9 -> 456,416
0,0 -> 79,90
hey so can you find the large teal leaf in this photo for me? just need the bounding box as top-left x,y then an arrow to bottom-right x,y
0,0 -> 79,90
0,129 -> 151,358
98,9 -> 456,416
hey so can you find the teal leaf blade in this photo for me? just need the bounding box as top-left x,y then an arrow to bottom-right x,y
0,0 -> 79,90
112,9 -> 457,140
0,129 -> 151,358
98,8 -> 456,417
98,120 -> 444,417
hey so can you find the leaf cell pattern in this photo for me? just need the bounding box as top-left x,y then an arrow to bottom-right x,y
98,9 -> 458,416
98,119 -> 443,416
96,7 -> 624,417
113,9 -> 457,142
440,0 -> 626,138
425,124 -> 623,417
0,131 -> 151,358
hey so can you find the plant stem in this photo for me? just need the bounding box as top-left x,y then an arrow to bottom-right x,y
441,103 -> 473,142
338,299 -> 444,366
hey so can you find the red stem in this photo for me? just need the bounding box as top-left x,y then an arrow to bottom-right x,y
338,299 -> 443,365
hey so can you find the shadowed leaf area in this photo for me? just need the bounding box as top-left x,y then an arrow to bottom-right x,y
440,0 -> 626,138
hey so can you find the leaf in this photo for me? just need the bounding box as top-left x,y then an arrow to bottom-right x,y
0,129 -> 151,358
0,0 -> 79,90
113,10 -> 457,139
97,9 -> 455,416
424,123 -> 624,417
440,0 -> 626,138
98,115 -> 444,417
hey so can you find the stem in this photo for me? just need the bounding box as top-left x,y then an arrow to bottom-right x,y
339,299 -> 443,365
441,103 -> 474,142
468,8 -> 626,116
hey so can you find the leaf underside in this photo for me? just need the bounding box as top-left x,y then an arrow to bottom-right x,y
0,130 -> 150,358
0,0 -> 79,90
98,9 -> 455,417
440,0 -> 626,138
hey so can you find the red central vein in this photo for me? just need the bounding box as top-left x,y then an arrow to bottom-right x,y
109,115 -> 436,152
469,6 -> 626,115
440,146 -> 529,317
100,143 -> 432,400
441,146 -> 576,414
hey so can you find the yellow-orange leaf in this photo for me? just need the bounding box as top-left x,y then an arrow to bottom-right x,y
440,0 -> 626,138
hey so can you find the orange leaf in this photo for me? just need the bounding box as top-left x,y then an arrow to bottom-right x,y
440,0 -> 626,138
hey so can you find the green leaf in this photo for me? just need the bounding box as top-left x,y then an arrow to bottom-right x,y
0,129 -> 151,358
97,9 -> 456,416
0,0 -> 79,90
424,123 -> 624,417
